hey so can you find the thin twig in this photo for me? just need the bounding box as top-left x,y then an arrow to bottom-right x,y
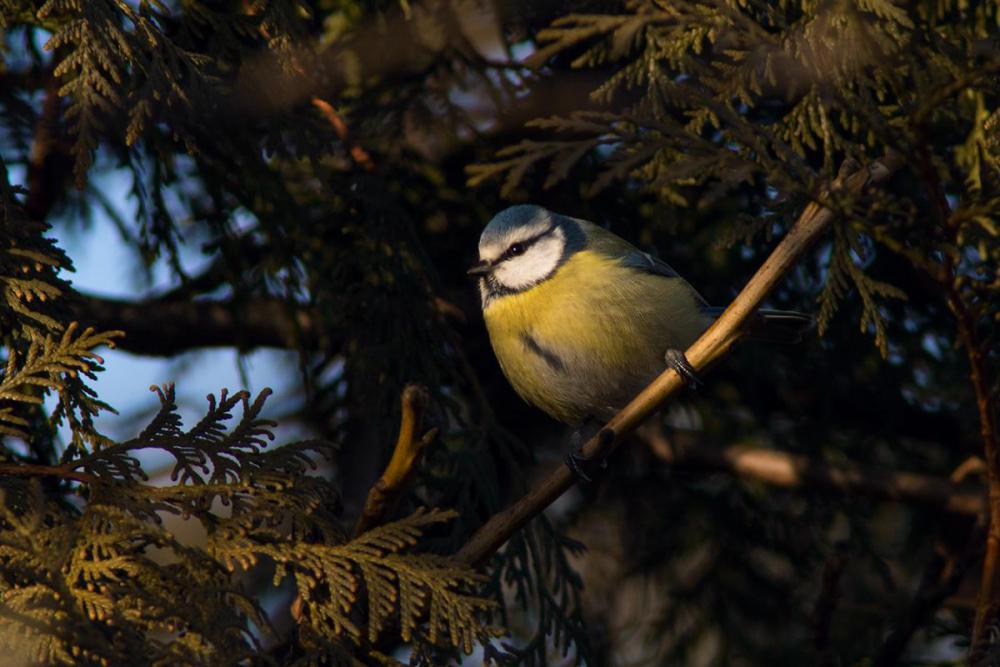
311,98 -> 376,172
943,215 -> 1000,656
353,384 -> 437,536
243,0 -> 377,175
455,151 -> 905,568
292,384 -> 436,624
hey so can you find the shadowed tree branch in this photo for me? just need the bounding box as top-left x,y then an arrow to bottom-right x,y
455,151 -> 906,568
903,106 -> 1000,652
954,291 -> 1000,654
67,294 -> 327,355
0,462 -> 99,485
640,430 -> 985,517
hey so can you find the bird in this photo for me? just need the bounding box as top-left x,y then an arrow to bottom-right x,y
468,205 -> 811,471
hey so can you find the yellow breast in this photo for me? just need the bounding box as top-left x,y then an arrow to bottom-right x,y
482,250 -> 709,424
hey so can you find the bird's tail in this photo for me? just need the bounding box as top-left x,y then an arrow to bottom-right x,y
702,307 -> 814,344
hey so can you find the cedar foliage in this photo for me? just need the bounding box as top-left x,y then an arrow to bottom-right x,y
0,0 -> 998,665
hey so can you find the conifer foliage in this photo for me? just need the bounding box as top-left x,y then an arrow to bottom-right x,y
0,0 -> 999,665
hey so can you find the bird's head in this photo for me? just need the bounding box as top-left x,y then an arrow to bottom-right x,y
468,205 -> 585,305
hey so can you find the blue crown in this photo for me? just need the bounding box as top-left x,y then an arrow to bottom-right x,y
481,205 -> 551,245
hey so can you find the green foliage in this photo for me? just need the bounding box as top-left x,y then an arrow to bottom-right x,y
38,0 -> 243,183
0,156 -> 119,457
0,383 -> 497,665
816,225 -> 907,356
0,482 -> 267,666
0,162 -> 73,336
252,508 -> 497,651
0,323 -> 118,440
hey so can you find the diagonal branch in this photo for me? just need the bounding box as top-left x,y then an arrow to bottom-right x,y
455,151 -> 906,568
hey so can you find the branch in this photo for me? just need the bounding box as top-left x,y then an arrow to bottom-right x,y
455,151 -> 906,568
66,294 -> 327,356
0,462 -> 99,485
905,102 -> 1000,651
956,289 -> 1000,650
641,432 -> 985,516
291,384 -> 437,626
152,236 -> 272,303
646,433 -> 987,663
353,384 -> 437,536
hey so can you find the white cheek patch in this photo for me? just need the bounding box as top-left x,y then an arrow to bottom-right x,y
492,231 -> 565,291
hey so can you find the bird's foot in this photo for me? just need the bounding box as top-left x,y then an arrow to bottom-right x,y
565,431 -> 593,482
564,428 -> 610,483
664,348 -> 701,388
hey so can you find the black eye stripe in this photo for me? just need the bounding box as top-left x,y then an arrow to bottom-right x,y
500,226 -> 555,261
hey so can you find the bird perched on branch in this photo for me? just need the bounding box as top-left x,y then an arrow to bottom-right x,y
469,205 -> 811,473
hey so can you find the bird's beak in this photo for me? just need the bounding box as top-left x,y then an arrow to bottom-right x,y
467,260 -> 491,277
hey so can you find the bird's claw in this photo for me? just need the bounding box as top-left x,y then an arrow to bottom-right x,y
564,430 -> 606,482
664,348 -> 701,388
566,431 -> 591,482
565,450 -> 592,483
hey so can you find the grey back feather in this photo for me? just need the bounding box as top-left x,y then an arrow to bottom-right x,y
620,250 -> 681,278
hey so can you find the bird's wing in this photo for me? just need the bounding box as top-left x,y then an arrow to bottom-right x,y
577,219 -> 710,306
619,249 -> 680,278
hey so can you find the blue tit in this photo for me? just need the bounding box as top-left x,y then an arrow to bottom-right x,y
468,204 -> 812,427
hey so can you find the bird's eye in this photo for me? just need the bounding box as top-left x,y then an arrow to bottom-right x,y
508,243 -> 525,257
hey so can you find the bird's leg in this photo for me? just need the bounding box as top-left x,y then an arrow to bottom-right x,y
664,348 -> 701,388
565,420 -> 609,483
